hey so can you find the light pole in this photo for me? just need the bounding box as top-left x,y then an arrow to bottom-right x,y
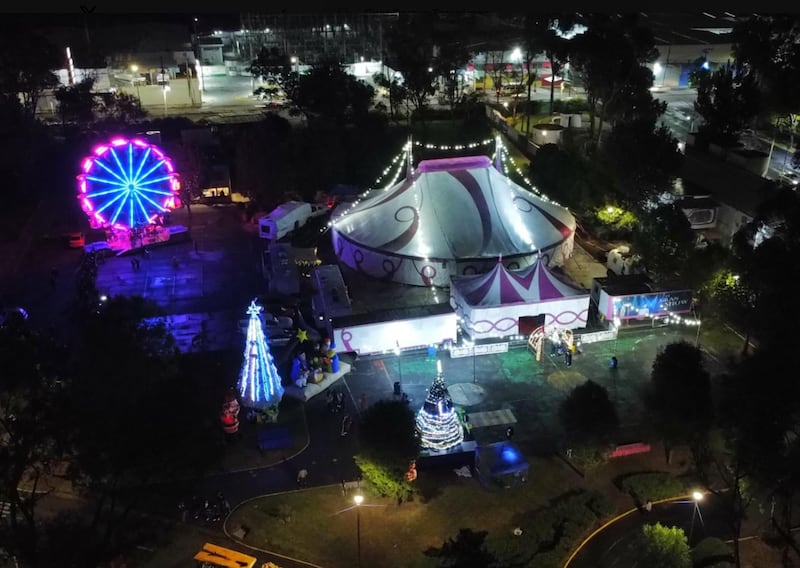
291,56 -> 299,75
130,64 -> 142,107
394,341 -> 402,390
694,319 -> 702,348
162,84 -> 170,116
689,491 -> 705,543
613,317 -> 621,354
353,494 -> 364,568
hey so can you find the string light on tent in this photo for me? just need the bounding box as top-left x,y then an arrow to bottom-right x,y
414,138 -> 494,151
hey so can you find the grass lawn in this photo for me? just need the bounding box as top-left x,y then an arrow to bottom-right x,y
227,456 -> 584,567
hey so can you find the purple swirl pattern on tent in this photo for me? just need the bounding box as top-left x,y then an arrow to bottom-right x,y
448,169 -> 493,253
331,155 -> 576,287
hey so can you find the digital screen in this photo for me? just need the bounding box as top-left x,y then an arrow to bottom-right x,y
612,290 -> 693,320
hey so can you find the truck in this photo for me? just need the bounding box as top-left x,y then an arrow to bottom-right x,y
310,265 -> 352,328
258,201 -> 328,241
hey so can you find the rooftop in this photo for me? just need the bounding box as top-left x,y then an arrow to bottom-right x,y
641,12 -> 739,45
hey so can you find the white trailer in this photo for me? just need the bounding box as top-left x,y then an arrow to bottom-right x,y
258,201 -> 328,241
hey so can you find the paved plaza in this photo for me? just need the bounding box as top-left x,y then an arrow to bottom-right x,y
343,325 -> 727,452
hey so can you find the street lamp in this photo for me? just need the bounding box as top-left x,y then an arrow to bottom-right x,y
689,491 -> 705,543
291,56 -> 299,74
353,494 -> 364,568
394,341 -> 402,389
130,64 -> 142,106
162,84 -> 171,116
613,317 -> 621,354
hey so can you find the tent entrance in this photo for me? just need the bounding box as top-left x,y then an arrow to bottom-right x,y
518,314 -> 545,336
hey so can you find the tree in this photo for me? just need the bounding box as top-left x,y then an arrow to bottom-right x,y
101,91 -> 146,123
55,78 -> 99,125
387,14 -> 438,114
0,30 -> 60,117
232,113 -> 293,206
355,399 -> 419,503
693,63 -> 760,146
647,341 -> 712,460
248,46 -> 292,82
433,40 -> 471,114
525,15 -> 575,117
0,321 -> 69,566
559,380 -> 618,444
635,523 -> 691,568
425,529 -> 499,568
484,49 -> 507,104
715,346 -> 800,564
68,295 -> 221,563
571,14 -> 658,150
734,15 -> 800,150
602,121 -> 682,209
283,58 -> 374,124
631,204 -> 695,278
168,141 -> 205,225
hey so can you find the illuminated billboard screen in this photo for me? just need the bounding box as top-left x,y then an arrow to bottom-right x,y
612,290 -> 693,320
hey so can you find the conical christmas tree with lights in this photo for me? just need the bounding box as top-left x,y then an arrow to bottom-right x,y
237,300 -> 284,411
416,360 -> 464,451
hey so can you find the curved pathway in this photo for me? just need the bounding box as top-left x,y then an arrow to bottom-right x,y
566,493 -> 731,568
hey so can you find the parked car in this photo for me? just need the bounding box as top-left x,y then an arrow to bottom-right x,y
67,232 -> 85,248
779,171 -> 799,187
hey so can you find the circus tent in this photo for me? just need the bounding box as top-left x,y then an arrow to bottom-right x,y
331,155 -> 576,287
450,258 -> 590,339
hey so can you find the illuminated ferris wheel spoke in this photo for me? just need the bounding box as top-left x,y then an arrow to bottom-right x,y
135,191 -> 166,214
135,175 -> 174,187
108,148 -> 129,182
93,190 -> 128,214
132,147 -> 152,182
94,159 -> 129,185
109,193 -> 130,225
85,187 -> 128,199
128,198 -> 135,228
136,186 -> 174,197
127,144 -> 135,183
136,159 -> 167,184
85,175 -> 128,188
132,193 -> 157,221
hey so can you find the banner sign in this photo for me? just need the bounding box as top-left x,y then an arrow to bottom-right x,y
450,342 -> 509,359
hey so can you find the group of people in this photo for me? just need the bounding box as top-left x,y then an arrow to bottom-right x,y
180,492 -> 231,525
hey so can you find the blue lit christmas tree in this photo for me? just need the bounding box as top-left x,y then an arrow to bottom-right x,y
238,300 -> 284,411
416,360 -> 464,451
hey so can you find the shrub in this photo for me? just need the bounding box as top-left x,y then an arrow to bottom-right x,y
570,445 -> 610,472
619,472 -> 687,502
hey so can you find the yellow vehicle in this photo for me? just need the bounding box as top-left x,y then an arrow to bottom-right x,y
194,542 -> 257,568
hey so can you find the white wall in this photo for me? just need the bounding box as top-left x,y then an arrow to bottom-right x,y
117,78 -> 202,108
334,312 -> 457,355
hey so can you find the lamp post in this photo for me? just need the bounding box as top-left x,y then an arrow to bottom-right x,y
689,491 -> 705,543
394,341 -> 402,389
130,64 -> 142,107
291,56 -> 299,75
353,494 -> 364,568
613,317 -> 621,354
162,84 -> 170,116
694,319 -> 702,348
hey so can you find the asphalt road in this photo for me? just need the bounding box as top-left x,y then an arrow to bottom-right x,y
568,493 -> 732,568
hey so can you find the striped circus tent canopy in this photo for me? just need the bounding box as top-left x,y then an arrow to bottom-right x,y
450,258 -> 589,339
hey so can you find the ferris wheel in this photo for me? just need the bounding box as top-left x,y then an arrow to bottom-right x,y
77,137 -> 181,231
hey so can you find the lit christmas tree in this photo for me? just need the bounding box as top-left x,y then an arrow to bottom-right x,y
238,300 -> 284,411
416,360 -> 464,451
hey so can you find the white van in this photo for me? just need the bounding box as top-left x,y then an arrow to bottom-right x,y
258,201 -> 328,241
